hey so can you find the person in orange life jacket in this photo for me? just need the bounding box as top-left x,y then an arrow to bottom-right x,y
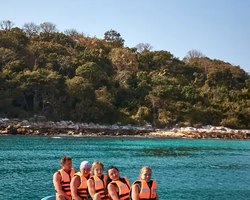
87,161 -> 109,200
130,166 -> 158,200
71,161 -> 93,200
106,166 -> 131,200
53,156 -> 76,200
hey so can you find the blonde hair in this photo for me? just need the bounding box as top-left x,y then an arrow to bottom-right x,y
139,166 -> 152,179
91,161 -> 104,172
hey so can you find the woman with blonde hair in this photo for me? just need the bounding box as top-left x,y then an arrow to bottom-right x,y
87,161 -> 109,200
130,166 -> 158,200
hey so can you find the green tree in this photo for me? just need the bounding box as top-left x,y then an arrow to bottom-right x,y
104,29 -> 124,48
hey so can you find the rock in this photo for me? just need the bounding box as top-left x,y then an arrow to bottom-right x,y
17,128 -> 29,134
60,121 -> 68,127
135,129 -> 148,134
21,120 -> 29,125
56,122 -> 62,127
67,130 -> 75,135
13,123 -> 21,128
0,130 -> 8,134
34,130 -> 40,135
0,118 -> 9,122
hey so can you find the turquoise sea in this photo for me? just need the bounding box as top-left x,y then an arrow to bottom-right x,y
1,135 -> 250,200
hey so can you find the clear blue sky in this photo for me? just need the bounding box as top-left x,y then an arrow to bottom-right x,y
1,0 -> 249,72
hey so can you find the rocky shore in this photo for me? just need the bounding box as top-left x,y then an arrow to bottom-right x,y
1,117 -> 250,139
148,128 -> 250,139
0,117 -> 150,136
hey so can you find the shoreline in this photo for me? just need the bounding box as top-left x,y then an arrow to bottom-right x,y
1,118 -> 250,139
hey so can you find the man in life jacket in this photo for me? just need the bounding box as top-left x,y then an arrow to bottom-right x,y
87,161 -> 109,200
70,160 -> 93,200
53,156 -> 76,200
107,166 -> 131,200
130,166 -> 158,200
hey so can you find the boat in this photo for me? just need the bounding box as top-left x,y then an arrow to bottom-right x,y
41,195 -> 56,200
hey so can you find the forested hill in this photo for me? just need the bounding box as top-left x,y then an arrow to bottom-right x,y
0,20 -> 249,128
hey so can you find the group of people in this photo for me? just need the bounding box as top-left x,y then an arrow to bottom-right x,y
53,156 -> 159,200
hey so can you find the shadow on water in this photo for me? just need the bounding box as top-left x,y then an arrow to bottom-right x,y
142,147 -> 242,157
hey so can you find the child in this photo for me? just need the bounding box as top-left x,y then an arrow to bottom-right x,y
87,161 -> 109,200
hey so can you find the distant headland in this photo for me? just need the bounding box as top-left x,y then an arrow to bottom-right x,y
1,22 -> 250,131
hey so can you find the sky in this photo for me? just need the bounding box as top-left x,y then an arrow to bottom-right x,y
1,0 -> 250,72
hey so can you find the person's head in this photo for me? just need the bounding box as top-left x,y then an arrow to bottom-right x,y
107,166 -> 120,181
60,156 -> 72,171
80,161 -> 91,177
92,161 -> 104,177
139,166 -> 152,182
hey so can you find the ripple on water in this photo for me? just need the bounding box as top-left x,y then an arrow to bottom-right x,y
1,136 -> 250,200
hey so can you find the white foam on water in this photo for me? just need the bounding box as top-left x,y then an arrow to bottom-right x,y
51,136 -> 61,139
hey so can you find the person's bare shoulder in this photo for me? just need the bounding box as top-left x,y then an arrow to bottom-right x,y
53,171 -> 61,182
53,171 -> 60,177
108,182 -> 117,190
87,178 -> 94,185
71,175 -> 81,190
72,175 -> 81,183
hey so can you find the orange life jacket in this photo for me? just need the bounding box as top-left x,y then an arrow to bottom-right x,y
74,172 -> 93,200
57,168 -> 76,196
90,174 -> 109,200
110,177 -> 131,200
132,180 -> 157,200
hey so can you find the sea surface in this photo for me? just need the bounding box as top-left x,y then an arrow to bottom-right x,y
1,135 -> 250,200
